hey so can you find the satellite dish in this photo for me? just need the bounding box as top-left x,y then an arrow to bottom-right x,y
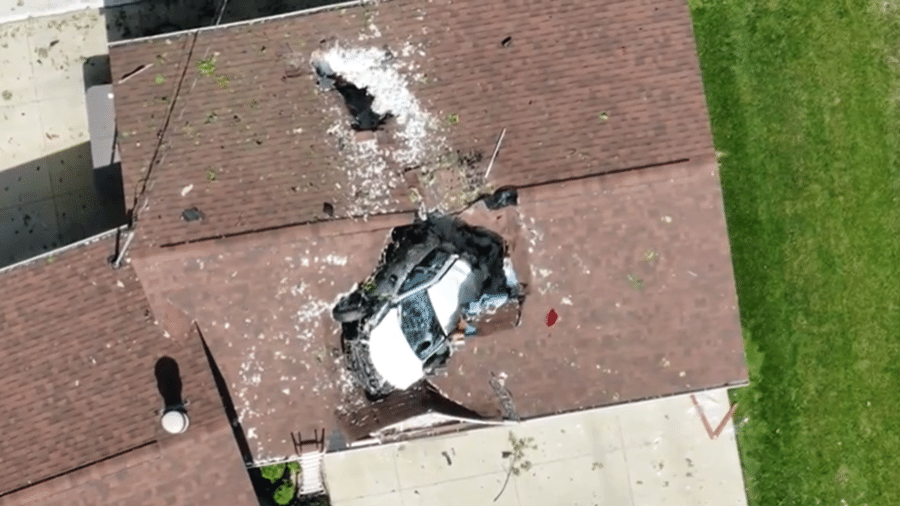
161,410 -> 190,434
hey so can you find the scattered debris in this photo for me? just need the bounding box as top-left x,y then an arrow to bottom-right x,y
311,43 -> 435,165
180,184 -> 193,196
598,111 -> 609,122
484,128 -> 507,180
627,273 -> 644,290
483,187 -> 518,210
118,63 -> 152,84
280,43 -> 305,79
494,432 -> 536,502
489,371 -> 519,421
181,207 -> 205,222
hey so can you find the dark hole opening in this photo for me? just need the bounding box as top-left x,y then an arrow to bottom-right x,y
333,77 -> 392,131
501,36 -> 512,47
312,59 -> 391,131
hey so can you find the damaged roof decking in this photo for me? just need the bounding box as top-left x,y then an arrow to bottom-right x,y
0,235 -> 249,501
109,0 -> 713,249
130,157 -> 746,462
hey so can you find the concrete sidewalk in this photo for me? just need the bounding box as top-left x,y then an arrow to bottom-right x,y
0,9 -> 124,267
324,389 -> 748,506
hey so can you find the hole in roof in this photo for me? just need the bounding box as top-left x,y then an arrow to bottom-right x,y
311,57 -> 392,132
323,202 -> 335,217
333,215 -> 524,399
181,207 -> 205,222
501,36 -> 512,47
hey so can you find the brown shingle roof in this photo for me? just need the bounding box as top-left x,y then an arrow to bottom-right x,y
128,156 -> 746,461
130,213 -> 418,462
109,0 -> 713,249
0,234 -> 254,504
0,417 -> 257,506
0,0 -> 745,497
431,157 -> 747,417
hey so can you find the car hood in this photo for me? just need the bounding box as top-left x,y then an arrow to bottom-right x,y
426,258 -> 474,335
368,307 -> 425,389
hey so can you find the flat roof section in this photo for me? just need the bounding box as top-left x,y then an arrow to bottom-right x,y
323,388 -> 749,506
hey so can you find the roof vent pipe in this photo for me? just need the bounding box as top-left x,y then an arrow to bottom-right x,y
161,409 -> 190,434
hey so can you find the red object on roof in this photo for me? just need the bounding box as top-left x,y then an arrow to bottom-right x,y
546,309 -> 558,327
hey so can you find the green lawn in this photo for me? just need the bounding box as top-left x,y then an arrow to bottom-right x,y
688,0 -> 900,504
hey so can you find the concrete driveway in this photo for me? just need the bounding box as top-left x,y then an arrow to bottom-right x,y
323,388 -> 747,506
0,8 -> 125,267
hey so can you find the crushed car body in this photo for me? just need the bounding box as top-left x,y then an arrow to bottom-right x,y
333,214 -> 523,397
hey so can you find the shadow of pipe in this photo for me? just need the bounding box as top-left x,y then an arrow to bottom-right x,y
154,356 -> 184,410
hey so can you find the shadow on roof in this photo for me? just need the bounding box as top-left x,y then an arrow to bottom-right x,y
154,356 -> 184,410
103,0 -> 353,42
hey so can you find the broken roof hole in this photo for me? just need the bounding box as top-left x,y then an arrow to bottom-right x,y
311,56 -> 392,131
501,36 -> 512,48
333,215 -> 524,398
334,77 -> 392,131
323,202 -> 335,217
181,207 -> 205,222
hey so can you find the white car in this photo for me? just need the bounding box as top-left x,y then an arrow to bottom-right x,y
333,216 -> 520,397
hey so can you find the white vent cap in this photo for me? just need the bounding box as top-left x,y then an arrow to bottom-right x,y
161,410 -> 190,434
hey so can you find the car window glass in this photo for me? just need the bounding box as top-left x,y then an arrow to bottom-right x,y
400,291 -> 443,360
400,249 -> 450,293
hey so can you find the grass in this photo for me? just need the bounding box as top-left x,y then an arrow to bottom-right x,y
688,0 -> 900,504
197,56 -> 217,76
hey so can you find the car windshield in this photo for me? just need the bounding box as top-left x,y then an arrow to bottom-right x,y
399,291 -> 444,359
400,249 -> 451,293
